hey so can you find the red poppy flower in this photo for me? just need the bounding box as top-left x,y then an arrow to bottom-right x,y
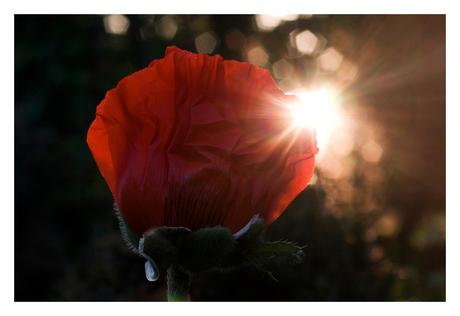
87,46 -> 318,237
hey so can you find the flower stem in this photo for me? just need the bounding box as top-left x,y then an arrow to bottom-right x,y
166,265 -> 190,301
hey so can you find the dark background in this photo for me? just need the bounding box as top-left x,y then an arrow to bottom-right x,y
14,14 -> 445,301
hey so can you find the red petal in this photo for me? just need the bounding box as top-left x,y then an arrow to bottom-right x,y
87,46 -> 319,235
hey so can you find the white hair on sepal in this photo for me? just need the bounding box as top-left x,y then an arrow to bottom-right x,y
114,201 -> 142,256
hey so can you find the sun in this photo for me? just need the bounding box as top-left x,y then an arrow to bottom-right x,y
290,88 -> 342,148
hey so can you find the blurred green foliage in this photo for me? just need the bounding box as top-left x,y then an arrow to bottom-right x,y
15,15 -> 445,301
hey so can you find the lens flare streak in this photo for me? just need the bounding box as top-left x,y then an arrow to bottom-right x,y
291,89 -> 342,148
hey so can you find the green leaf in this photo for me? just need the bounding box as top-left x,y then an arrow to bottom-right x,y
247,241 -> 305,264
248,260 -> 279,282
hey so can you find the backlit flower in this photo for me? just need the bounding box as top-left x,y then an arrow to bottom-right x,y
87,46 -> 318,237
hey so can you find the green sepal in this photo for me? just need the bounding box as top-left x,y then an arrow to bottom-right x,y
217,219 -> 265,268
179,226 -> 235,273
247,241 -> 305,264
116,206 -> 305,284
142,227 -> 192,270
141,225 -> 237,274
234,219 -> 264,251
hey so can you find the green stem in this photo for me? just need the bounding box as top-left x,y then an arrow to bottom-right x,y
166,265 -> 190,301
